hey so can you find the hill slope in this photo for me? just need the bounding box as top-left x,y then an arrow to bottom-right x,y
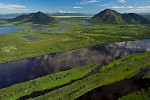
91,9 -> 149,24
91,9 -> 125,24
122,13 -> 149,24
142,14 -> 150,22
9,11 -> 52,24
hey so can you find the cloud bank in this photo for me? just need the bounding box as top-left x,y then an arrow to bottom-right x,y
117,0 -> 126,3
73,6 -> 84,9
0,3 -> 27,10
79,0 -> 99,4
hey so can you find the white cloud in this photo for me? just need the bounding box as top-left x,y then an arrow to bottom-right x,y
79,0 -> 99,4
112,6 -> 150,9
73,6 -> 84,9
58,10 -> 76,13
98,4 -> 109,7
112,6 -> 125,8
112,6 -> 150,12
0,3 -> 27,10
117,0 -> 126,3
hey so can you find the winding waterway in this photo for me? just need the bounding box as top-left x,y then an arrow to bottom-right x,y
0,39 -> 150,88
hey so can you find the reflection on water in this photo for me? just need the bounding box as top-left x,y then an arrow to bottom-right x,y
0,39 -> 150,88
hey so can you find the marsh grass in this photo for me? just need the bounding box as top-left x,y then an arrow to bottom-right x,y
29,51 -> 150,100
119,87 -> 150,100
0,17 -> 150,64
0,64 -> 98,100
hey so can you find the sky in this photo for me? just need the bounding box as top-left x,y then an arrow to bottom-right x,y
0,0 -> 150,14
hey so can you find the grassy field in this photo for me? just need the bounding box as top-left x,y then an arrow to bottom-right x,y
0,64 -> 98,100
28,51 -> 150,100
143,71 -> 150,79
119,87 -> 150,100
0,17 -> 150,63
0,17 -> 150,100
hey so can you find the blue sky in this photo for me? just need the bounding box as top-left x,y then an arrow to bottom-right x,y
0,0 -> 150,14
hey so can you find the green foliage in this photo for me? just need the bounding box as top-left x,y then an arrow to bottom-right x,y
143,71 -> 150,79
30,51 -> 150,100
0,17 -> 150,64
0,64 -> 98,100
1,45 -> 17,53
1,15 -> 150,100
119,87 -> 150,100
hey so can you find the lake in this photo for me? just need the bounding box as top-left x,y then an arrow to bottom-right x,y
24,36 -> 38,40
0,27 -> 22,34
31,25 -> 48,30
0,39 -> 149,88
80,21 -> 91,25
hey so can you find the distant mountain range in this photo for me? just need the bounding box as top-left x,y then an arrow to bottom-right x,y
0,14 -> 22,18
48,13 -> 93,16
0,12 -> 93,18
91,9 -> 150,24
9,11 -> 53,24
4,9 -> 150,24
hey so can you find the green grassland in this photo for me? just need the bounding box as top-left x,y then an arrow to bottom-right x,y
119,87 -> 150,100
28,51 -> 150,100
143,71 -> 150,79
0,64 -> 98,100
0,17 -> 150,99
0,17 -> 150,63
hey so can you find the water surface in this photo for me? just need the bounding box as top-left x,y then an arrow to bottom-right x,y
0,27 -> 22,34
31,25 -> 48,30
80,21 -> 91,25
24,36 -> 38,40
0,39 -> 149,88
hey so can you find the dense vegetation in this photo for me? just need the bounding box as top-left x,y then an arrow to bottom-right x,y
0,17 -> 150,64
0,64 -> 98,100
143,71 -> 150,79
28,51 -> 150,100
0,14 -> 150,100
119,87 -> 150,100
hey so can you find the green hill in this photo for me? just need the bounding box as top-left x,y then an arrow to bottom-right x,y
9,11 -> 53,24
122,13 -> 149,24
141,14 -> 150,22
91,9 -> 150,24
91,9 -> 125,24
